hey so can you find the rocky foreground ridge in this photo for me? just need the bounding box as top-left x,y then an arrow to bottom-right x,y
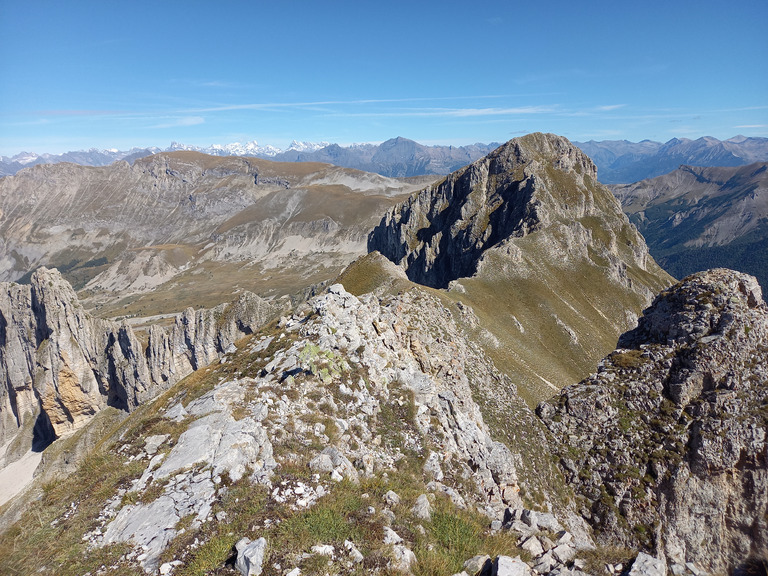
0,279 -> 586,575
539,269 -> 768,573
0,267 -> 284,461
2,270 -> 764,575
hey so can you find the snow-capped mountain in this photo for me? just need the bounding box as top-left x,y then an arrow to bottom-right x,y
0,141 -> 330,175
0,147 -> 162,176
285,140 -> 330,153
166,140 -> 328,158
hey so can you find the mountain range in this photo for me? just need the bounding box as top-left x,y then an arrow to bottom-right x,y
0,133 -> 765,575
0,152 -> 435,319
0,141 -> 328,177
0,139 -> 496,179
611,162 -> 768,289
574,135 -> 768,184
4,136 -> 768,184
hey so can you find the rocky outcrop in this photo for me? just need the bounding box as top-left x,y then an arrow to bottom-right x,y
97,380 -> 276,573
0,268 -> 282,461
538,269 -> 768,573
300,284 -> 534,515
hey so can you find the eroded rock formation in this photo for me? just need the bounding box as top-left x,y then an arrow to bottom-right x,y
0,267 -> 283,461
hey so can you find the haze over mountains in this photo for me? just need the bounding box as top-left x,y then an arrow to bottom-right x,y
575,135 -> 768,184
6,135 -> 767,183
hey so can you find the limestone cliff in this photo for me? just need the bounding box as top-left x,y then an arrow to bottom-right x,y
0,268 -> 283,462
538,269 -> 768,573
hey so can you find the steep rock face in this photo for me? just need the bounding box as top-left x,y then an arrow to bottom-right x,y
368,134 -> 664,288
368,132 -> 673,403
0,268 -> 282,461
538,269 -> 768,573
368,132 -> 654,289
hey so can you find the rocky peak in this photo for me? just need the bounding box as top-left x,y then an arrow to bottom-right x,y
537,268 -> 768,573
368,133 -> 626,289
618,267 -> 764,349
368,132 -> 673,405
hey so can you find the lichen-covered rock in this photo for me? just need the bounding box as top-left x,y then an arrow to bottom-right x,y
538,269 -> 768,573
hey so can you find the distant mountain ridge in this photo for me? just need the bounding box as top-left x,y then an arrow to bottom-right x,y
0,138 -> 500,178
0,140 -> 328,176
0,147 -> 161,176
4,135 -> 767,182
611,161 -> 768,288
270,137 -> 502,177
574,135 -> 768,183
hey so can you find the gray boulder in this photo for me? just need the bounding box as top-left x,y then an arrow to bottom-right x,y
412,493 -> 432,521
494,555 -> 532,576
235,537 -> 267,576
629,552 -> 667,576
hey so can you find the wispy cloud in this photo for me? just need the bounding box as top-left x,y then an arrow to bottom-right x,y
441,106 -> 555,117
596,104 -> 625,111
36,109 -> 126,116
149,116 -> 205,129
4,118 -> 51,127
184,96 -> 511,114
736,124 -> 768,128
323,105 -> 556,119
199,80 -> 235,88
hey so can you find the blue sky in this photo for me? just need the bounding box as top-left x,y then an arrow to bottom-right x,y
1,0 -> 766,155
